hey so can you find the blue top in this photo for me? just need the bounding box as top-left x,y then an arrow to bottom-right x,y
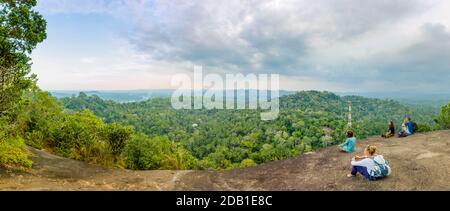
340,137 -> 356,153
406,122 -> 415,134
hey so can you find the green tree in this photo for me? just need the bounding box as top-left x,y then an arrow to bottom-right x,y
103,123 -> 133,157
0,0 -> 47,116
51,110 -> 107,161
16,86 -> 62,148
435,103 -> 450,129
124,134 -> 192,170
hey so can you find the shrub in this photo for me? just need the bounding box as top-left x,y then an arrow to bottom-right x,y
15,88 -> 62,148
124,134 -> 197,170
0,137 -> 33,170
435,103 -> 450,129
240,158 -> 257,168
25,130 -> 45,149
197,157 -> 218,170
103,123 -> 133,157
124,134 -> 175,170
417,123 -> 432,133
50,110 -> 108,163
163,147 -> 198,170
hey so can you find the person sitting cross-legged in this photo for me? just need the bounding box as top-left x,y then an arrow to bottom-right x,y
382,120 -> 395,138
398,118 -> 412,138
339,131 -> 356,153
347,145 -> 391,181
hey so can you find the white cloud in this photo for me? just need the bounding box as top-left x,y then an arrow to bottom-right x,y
37,0 -> 125,14
80,57 -> 97,64
35,0 -> 450,91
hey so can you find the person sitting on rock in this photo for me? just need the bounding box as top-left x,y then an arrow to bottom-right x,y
382,120 -> 395,138
406,117 -> 417,134
347,145 -> 391,180
398,118 -> 412,138
339,131 -> 356,153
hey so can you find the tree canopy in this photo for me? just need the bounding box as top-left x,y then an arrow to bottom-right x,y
57,91 -> 439,170
0,0 -> 46,116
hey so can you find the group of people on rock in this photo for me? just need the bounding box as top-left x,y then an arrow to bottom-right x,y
338,117 -> 418,181
382,117 -> 418,138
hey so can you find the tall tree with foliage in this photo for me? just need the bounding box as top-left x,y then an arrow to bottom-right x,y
0,0 -> 46,116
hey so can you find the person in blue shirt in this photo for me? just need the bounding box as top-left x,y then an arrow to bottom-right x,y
405,117 -> 415,135
399,117 -> 416,137
398,118 -> 412,138
339,131 -> 356,153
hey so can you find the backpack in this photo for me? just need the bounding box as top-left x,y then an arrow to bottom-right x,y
370,155 -> 391,178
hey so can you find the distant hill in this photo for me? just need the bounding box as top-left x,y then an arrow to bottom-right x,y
51,90 -> 450,108
50,90 -> 175,102
337,92 -> 450,108
51,90 -> 296,103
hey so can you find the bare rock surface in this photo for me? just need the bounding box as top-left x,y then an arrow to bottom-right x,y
2,131 -> 450,191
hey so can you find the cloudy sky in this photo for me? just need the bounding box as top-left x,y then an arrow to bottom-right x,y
32,0 -> 450,92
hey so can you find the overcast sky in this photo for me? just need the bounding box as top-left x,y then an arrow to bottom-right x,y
32,0 -> 450,92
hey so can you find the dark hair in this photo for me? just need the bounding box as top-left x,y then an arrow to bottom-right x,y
347,131 -> 354,138
389,121 -> 395,129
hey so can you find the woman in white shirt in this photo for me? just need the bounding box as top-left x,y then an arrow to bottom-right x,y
347,145 -> 379,181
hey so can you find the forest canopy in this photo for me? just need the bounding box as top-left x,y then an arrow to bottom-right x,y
53,90 -> 440,170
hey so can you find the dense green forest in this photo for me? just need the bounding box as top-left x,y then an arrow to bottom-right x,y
50,91 -> 439,170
